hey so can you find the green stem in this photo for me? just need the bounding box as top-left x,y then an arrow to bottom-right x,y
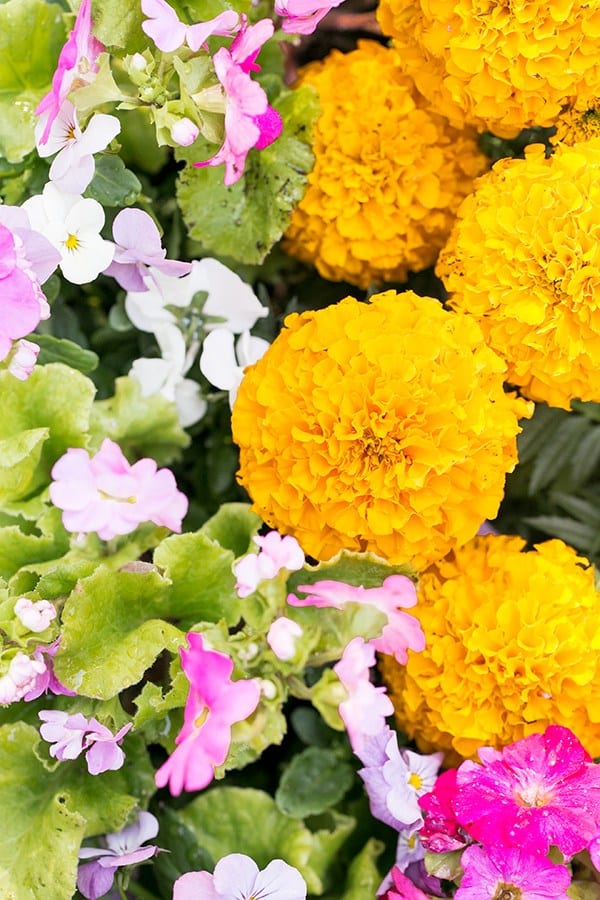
287,675 -> 312,700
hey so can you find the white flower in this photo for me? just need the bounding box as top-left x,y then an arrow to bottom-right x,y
23,183 -> 114,285
267,617 -> 303,661
125,258 -> 267,335
199,328 -> 269,407
7,339 -> 39,381
35,100 -> 121,194
130,323 -> 207,428
14,597 -> 57,633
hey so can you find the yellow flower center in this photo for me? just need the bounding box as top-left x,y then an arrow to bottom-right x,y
408,772 -> 422,790
494,886 -> 521,900
194,707 -> 209,729
64,233 -> 80,252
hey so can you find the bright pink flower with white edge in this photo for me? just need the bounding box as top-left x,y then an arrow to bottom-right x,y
275,0 -> 345,35
155,633 -> 260,795
455,845 -> 571,900
174,853 -> 307,900
141,0 -> 239,53
36,0 -> 104,145
333,637 -> 394,754
288,575 -> 425,665
454,725 -> 600,859
194,47 -> 282,186
49,438 -> 188,540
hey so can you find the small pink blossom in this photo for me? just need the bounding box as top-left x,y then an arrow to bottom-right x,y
233,531 -> 305,598
49,438 -> 188,540
14,597 -> 56,632
39,709 -> 132,774
454,845 -> 571,900
84,718 -> 133,775
0,652 -> 46,705
288,575 -> 425,665
104,208 -> 191,291
274,0 -> 346,35
23,639 -> 78,701
155,633 -> 261,795
194,48 -> 282,186
454,725 -> 600,858
230,16 -> 275,73
36,0 -> 104,145
377,866 -> 430,900
333,637 -> 393,754
267,617 -> 304,661
6,339 -> 40,381
141,0 -> 239,52
174,854 -> 307,900
171,117 -> 200,147
78,812 -> 161,900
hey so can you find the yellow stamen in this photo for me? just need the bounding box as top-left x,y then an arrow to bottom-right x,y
408,772 -> 422,790
194,708 -> 209,729
64,233 -> 79,251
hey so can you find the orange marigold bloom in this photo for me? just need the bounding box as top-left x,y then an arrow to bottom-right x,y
552,98 -> 600,146
437,140 -> 600,410
377,0 -> 600,138
282,41 -> 487,289
381,535 -> 600,762
232,290 -> 531,569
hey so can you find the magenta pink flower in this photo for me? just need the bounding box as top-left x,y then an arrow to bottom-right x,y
49,438 -> 188,540
36,0 -> 104,145
333,637 -> 394,754
104,208 -> 191,292
454,725 -> 600,858
233,530 -> 305,598
23,639 -> 77,701
455,845 -> 571,900
377,866 -> 431,900
141,0 -> 239,52
194,48 -> 282,186
230,16 -> 275,73
288,575 -> 425,665
418,768 -> 469,854
274,0 -> 345,35
155,633 -> 261,795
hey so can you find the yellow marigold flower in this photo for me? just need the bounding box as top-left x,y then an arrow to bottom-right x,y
437,140 -> 600,410
231,290 -> 531,569
282,41 -> 487,289
377,0 -> 600,138
380,535 -> 600,762
552,99 -> 600,146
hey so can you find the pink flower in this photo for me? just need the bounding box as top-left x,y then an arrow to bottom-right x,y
274,0 -> 345,35
84,718 -> 133,775
49,438 -> 188,540
36,0 -> 104,145
230,16 -> 275,73
13,597 -> 56,633
377,866 -> 431,900
174,854 -> 307,900
6,339 -> 40,381
288,575 -> 425,665
78,812 -> 161,900
333,637 -> 394,754
104,208 -> 191,292
155,633 -> 261,795
141,0 -> 239,52
418,769 -> 469,854
194,48 -> 282,186
454,845 -> 571,900
39,709 -> 132,774
233,530 -> 305,598
454,725 -> 600,858
0,652 -> 46,705
23,639 -> 77,701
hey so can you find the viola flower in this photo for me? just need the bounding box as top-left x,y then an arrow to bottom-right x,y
13,597 -> 56,633
267,617 -> 304,661
275,0 -> 345,35
141,0 -> 239,53
394,830 -> 426,875
154,633 -> 261,795
418,768 -> 468,854
78,812 -> 161,900
174,854 -> 307,900
378,866 -> 430,900
333,637 -> 394,754
39,709 -> 132,774
23,183 -> 114,285
36,0 -> 104,145
454,725 -> 600,858
233,531 -> 305,598
6,339 -> 40,381
49,438 -> 188,540
104,207 -> 191,292
288,575 -> 425,665
194,48 -> 282,186
35,101 -> 121,194
455,845 -> 571,900
199,328 -> 270,408
0,652 -> 46,705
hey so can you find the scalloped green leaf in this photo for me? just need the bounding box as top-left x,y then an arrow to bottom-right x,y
91,0 -> 147,53
0,506 -> 69,582
55,566 -> 184,698
287,549 -> 416,594
0,0 -> 67,162
200,502 -> 263,557
0,428 -> 48,504
275,747 -> 354,818
32,334 -> 99,373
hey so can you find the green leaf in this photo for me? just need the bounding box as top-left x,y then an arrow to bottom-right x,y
153,806 -> 214,898
0,0 -> 67,162
517,403 -> 568,466
176,84 -> 318,264
55,566 -> 184,698
84,154 -> 142,207
91,0 -> 147,53
549,492 -> 600,528
288,549 -> 416,594
200,502 -> 262,557
32,334 -> 99,373
523,515 -> 598,551
275,747 -> 354,818
154,530 -> 242,628
340,839 -> 384,900
91,376 -> 189,465
0,428 -> 48,504
570,426 -> 600,487
528,415 -> 591,494
0,506 -> 69,582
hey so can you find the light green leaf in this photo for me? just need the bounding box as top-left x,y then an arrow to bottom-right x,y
275,747 -> 354,818
200,502 -> 262,557
0,428 -> 48,504
528,415 -> 591,494
55,566 -> 184,698
91,0 -> 147,53
176,84 -> 318,264
0,0 -> 66,162
90,376 -> 189,465
340,840 -> 385,900
0,506 -> 69,582
32,334 -> 99,373
287,549 -> 416,594
84,154 -> 142,207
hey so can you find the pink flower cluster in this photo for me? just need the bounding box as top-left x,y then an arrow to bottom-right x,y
0,640 -> 74,705
39,709 -> 132,775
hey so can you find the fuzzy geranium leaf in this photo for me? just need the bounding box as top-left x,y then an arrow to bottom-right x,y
287,549 -> 416,594
54,566 -> 184,698
84,155 -> 142,207
90,0 -> 146,53
199,502 -> 262,558
0,722 -> 139,899
176,84 -> 318,265
0,0 -> 66,162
